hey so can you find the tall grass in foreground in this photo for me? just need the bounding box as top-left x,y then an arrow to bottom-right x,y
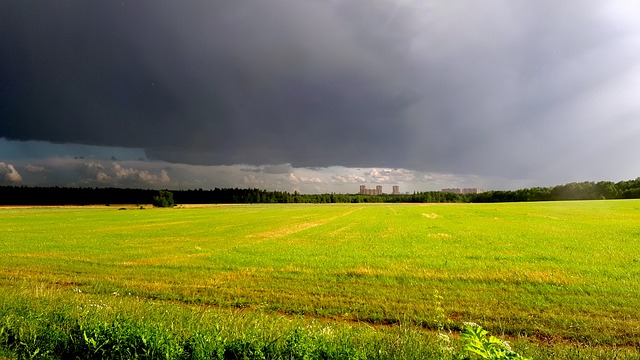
1,285 -> 638,359
0,285 -> 456,359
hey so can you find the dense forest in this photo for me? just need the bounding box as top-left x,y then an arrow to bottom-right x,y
470,178 -> 640,202
1,178 -> 640,205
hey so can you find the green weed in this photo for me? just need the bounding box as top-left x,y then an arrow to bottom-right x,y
460,323 -> 529,360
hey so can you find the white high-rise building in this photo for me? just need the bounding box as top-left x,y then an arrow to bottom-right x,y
359,185 -> 384,195
441,188 -> 484,194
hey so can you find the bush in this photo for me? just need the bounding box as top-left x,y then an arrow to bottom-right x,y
153,190 -> 174,207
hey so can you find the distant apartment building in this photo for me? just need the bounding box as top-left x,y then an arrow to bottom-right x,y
359,185 -> 384,195
441,188 -> 462,194
463,188 -> 484,194
441,188 -> 484,194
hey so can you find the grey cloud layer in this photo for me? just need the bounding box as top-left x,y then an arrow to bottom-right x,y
2,1 -> 640,184
0,162 -> 22,184
2,156 -> 511,193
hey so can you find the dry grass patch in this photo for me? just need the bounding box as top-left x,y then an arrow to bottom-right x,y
247,221 -> 324,239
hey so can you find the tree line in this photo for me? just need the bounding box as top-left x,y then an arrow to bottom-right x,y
0,178 -> 639,205
469,178 -> 640,203
0,186 -> 466,205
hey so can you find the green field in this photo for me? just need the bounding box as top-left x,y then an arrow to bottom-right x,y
1,201 -> 640,359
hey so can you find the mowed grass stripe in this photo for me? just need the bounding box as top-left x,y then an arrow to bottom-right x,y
1,201 -> 639,346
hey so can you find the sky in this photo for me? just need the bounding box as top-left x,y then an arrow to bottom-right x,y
2,1 -> 640,194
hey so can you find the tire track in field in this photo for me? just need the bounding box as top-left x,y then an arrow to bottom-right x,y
246,206 -> 365,239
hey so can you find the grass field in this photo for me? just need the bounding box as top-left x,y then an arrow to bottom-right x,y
1,201 -> 639,359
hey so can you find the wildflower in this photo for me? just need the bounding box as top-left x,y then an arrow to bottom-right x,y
437,333 -> 451,343
503,340 -> 513,352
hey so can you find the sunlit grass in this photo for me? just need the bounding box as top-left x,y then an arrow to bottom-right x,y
1,201 -> 640,358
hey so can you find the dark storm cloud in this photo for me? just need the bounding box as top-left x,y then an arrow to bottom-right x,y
2,1 -> 640,182
241,164 -> 293,175
1,1 -> 412,165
